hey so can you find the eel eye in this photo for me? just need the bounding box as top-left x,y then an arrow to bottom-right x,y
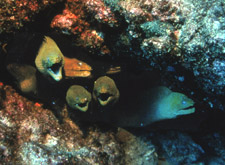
182,100 -> 186,105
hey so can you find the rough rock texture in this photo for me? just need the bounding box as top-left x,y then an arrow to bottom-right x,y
178,0 -> 225,96
148,131 -> 205,164
0,0 -> 63,33
0,83 -> 157,164
197,132 -> 225,164
50,0 -> 116,55
106,0 -> 225,108
116,128 -> 157,165
136,129 -> 225,164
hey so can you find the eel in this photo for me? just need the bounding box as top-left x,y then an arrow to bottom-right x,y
109,86 -> 195,127
63,57 -> 121,79
34,36 -> 65,82
5,34 -> 65,96
64,56 -> 92,78
66,68 -> 195,127
65,76 -> 119,122
66,85 -> 92,112
6,64 -> 37,94
92,76 -> 120,107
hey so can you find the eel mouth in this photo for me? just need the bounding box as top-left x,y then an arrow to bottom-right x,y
97,93 -> 113,106
75,102 -> 89,112
65,70 -> 92,78
177,105 -> 195,116
64,57 -> 92,78
47,66 -> 63,81
106,66 -> 121,74
182,105 -> 195,110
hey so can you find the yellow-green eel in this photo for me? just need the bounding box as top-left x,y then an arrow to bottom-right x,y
34,36 -> 65,82
66,85 -> 92,112
92,76 -> 120,107
66,76 -> 120,113
109,86 -> 195,127
66,76 -> 195,127
6,36 -> 65,95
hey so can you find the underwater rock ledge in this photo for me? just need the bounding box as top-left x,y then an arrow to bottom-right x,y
0,83 -> 157,164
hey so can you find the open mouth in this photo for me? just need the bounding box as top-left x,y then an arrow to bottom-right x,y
99,93 -> 112,101
47,67 -> 62,81
106,66 -> 121,74
176,105 -> 195,116
66,70 -> 92,78
97,93 -> 113,106
64,57 -> 92,78
77,102 -> 87,108
181,105 -> 195,110
75,102 -> 89,112
49,63 -> 61,74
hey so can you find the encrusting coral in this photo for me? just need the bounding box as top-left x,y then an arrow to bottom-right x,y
0,83 -> 158,164
0,0 -> 63,33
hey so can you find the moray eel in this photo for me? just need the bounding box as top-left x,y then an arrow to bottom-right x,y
93,76 -> 120,107
63,57 -> 121,78
153,87 -> 195,121
66,85 -> 92,112
108,86 -> 195,127
64,56 -> 92,78
5,34 -> 65,95
6,64 -> 37,94
35,36 -> 64,81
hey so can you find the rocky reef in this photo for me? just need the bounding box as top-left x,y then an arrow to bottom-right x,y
0,0 -> 64,33
0,0 -> 225,164
0,83 -> 157,164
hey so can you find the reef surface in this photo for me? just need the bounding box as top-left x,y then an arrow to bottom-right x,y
0,0 -> 225,164
0,83 -> 157,164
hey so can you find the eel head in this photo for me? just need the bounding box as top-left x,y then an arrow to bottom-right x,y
35,36 -> 65,81
66,85 -> 92,112
170,92 -> 195,116
93,76 -> 119,107
156,91 -> 195,121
